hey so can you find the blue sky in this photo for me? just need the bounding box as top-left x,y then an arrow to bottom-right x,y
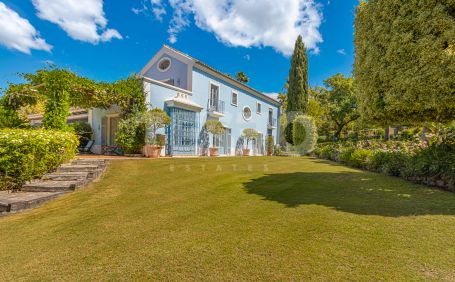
0,0 -> 358,95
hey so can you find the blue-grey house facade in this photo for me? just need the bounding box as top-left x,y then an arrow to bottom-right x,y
89,45 -> 281,156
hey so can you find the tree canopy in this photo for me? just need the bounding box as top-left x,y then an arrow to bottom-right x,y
235,72 -> 249,84
1,67 -> 146,129
316,74 -> 360,139
354,0 -> 455,125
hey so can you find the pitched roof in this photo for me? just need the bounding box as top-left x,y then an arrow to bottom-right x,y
161,45 -> 281,106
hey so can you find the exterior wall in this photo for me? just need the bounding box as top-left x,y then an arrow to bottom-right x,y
143,65 -> 280,156
191,67 -> 280,155
142,54 -> 189,90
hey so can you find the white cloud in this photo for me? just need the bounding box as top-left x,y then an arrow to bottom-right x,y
337,48 -> 346,55
244,54 -> 250,61
151,0 -> 166,21
132,7 -> 142,15
151,0 -> 323,56
32,0 -> 122,44
0,2 -> 52,54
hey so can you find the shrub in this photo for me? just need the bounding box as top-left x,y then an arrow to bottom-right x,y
403,144 -> 455,190
266,135 -> 274,156
381,152 -> 408,177
115,113 -> 146,154
273,144 -> 284,156
348,149 -> 374,169
0,129 -> 78,190
292,115 -> 318,154
338,147 -> 355,164
69,121 -> 93,147
0,106 -> 29,128
314,140 -> 454,191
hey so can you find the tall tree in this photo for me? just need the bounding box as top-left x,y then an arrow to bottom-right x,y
316,74 -> 360,140
354,0 -> 455,125
285,35 -> 309,143
235,72 -> 249,84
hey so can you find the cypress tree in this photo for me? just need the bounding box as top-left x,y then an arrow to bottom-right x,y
285,35 -> 309,144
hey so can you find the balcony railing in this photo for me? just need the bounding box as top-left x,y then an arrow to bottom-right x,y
268,118 -> 277,128
208,99 -> 225,114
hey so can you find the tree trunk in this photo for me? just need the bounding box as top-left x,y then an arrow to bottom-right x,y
384,127 -> 390,141
334,125 -> 343,141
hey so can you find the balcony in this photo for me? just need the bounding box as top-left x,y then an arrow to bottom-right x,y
268,118 -> 277,129
207,99 -> 225,117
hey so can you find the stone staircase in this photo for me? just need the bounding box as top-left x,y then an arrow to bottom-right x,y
0,158 -> 107,214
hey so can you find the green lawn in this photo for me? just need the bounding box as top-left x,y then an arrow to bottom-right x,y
1,157 -> 455,280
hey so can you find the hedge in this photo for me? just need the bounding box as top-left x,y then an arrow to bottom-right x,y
0,129 -> 78,190
313,141 -> 455,192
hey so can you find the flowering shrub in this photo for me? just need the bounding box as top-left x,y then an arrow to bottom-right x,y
313,140 -> 455,191
0,129 -> 78,190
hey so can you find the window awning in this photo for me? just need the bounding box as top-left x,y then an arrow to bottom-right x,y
165,92 -> 203,112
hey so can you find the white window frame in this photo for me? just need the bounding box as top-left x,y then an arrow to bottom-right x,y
157,57 -> 172,72
243,106 -> 252,121
208,81 -> 221,103
231,91 -> 238,107
256,102 -> 262,114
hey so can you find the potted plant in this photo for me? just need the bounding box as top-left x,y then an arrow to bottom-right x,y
142,108 -> 170,158
242,128 -> 259,156
204,120 -> 224,157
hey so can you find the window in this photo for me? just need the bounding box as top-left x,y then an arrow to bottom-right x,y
243,106 -> 252,121
209,83 -> 220,111
231,92 -> 238,106
157,57 -> 171,72
256,102 -> 262,114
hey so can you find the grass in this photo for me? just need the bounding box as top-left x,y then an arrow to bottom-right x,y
1,157 -> 455,280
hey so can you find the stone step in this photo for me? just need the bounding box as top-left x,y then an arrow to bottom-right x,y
58,165 -> 103,178
58,164 -> 100,171
43,171 -> 89,182
22,180 -> 84,192
72,159 -> 107,165
71,163 -> 107,173
0,191 -> 66,213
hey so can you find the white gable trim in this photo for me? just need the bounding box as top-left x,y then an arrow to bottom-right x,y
139,45 -> 195,91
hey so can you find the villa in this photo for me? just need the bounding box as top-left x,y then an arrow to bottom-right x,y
89,45 -> 281,156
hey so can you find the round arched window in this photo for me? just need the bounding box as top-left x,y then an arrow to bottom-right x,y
157,57 -> 171,72
243,106 -> 252,121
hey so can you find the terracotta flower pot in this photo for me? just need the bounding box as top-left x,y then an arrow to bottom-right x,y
200,148 -> 209,156
144,145 -> 162,158
242,149 -> 250,156
209,147 -> 219,157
